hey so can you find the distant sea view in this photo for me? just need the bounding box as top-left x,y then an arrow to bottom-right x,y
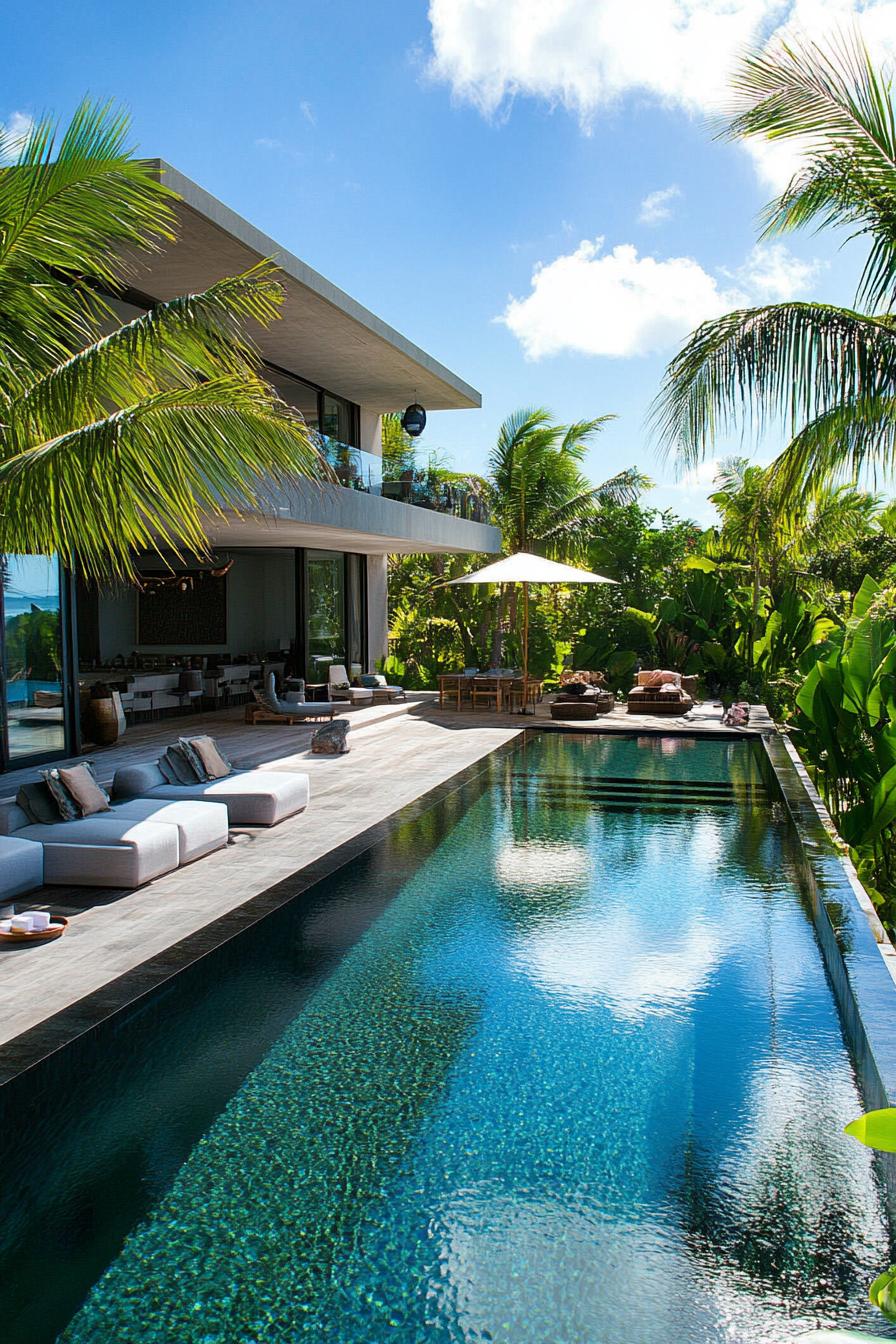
3,592 -> 60,618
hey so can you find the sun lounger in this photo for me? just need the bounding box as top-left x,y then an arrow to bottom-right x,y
247,673 -> 336,724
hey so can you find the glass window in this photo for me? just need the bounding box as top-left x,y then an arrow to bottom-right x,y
304,551 -> 346,683
321,393 -> 355,445
346,554 -> 364,673
266,370 -> 320,433
2,554 -> 66,762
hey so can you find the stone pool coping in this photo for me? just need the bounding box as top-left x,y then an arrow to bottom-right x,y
762,730 -> 896,1213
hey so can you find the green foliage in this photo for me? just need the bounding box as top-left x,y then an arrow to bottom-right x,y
653,34 -> 896,503
0,101 -> 321,579
844,1108 -> 896,1323
793,577 -> 896,916
4,607 -> 61,681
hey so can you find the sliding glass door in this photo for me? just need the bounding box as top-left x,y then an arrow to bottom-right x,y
304,550 -> 346,683
1,555 -> 68,766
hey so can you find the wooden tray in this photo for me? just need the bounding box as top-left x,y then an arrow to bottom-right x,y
0,916 -> 68,945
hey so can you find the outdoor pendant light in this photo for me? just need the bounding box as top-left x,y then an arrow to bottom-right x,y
401,401 -> 426,437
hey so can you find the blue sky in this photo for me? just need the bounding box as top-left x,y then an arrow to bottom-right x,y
4,0 -> 894,524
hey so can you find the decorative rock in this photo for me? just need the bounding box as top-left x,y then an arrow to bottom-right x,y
311,718 -> 351,754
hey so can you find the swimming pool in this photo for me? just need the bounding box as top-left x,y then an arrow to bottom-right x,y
2,732 -> 894,1342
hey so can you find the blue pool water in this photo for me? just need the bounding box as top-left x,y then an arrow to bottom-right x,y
2,733 -> 895,1342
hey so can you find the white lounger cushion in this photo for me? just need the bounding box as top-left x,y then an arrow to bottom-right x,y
113,798 -> 229,864
5,813 -> 179,887
0,834 -> 44,907
327,664 -> 373,704
112,762 -> 310,827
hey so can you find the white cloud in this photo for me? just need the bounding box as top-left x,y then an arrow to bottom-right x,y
498,235 -> 821,360
639,184 -> 681,225
427,0 -> 896,185
1,110 -> 35,160
732,241 -> 825,299
299,100 -> 316,126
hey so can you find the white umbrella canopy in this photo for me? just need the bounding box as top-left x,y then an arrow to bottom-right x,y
446,551 -> 618,697
446,551 -> 617,587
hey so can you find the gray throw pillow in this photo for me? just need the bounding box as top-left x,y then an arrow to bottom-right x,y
177,737 -> 209,781
159,745 -> 201,785
16,781 -> 60,825
40,769 -> 80,821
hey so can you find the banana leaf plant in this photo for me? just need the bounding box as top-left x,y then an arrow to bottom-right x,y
795,578 -> 896,907
845,1108 -> 896,1324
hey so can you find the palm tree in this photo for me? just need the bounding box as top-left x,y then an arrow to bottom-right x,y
0,100 -> 322,580
488,407 -> 646,559
705,457 -> 878,664
482,407 -> 646,663
653,33 -> 896,500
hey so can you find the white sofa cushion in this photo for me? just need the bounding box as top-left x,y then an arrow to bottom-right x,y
0,834 -> 44,906
113,765 -> 310,827
113,798 -> 229,864
12,815 -> 179,887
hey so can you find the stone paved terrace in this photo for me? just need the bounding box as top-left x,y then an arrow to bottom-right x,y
0,692 -> 773,1078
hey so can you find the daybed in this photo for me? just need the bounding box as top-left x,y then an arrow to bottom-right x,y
0,834 -> 44,913
550,688 -> 614,720
113,761 -> 310,827
627,671 -> 694,716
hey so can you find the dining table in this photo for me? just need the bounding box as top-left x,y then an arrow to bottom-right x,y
438,672 -> 543,713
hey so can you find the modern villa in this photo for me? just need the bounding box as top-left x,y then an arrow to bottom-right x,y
0,161 -> 501,776
5,105 -> 896,1344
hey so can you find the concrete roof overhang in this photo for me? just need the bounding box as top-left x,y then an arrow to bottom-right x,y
205,481 -> 502,556
121,161 -> 481,414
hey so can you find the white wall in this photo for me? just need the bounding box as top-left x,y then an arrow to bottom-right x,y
366,554 -> 388,669
359,408 -> 382,456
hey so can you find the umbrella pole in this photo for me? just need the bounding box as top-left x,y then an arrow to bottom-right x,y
520,580 -> 531,715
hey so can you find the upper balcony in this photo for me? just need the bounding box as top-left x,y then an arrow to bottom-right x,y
319,438 -> 491,525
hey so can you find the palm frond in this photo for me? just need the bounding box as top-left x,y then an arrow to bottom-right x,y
0,378 -> 320,580
557,415 -> 617,460
724,31 -> 896,310
5,264 -> 289,445
651,302 -> 896,469
769,394 -> 896,497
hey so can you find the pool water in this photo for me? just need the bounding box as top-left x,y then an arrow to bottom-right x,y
2,733 -> 895,1342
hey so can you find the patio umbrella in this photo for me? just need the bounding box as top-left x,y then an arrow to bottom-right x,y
446,551 -> 617,707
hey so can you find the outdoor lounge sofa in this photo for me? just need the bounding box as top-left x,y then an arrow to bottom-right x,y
0,834 -> 44,913
627,670 -> 695,716
550,687 -> 614,720
112,761 -> 310,827
0,799 -> 183,887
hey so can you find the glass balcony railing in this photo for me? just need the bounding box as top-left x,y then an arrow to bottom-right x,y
317,436 -> 491,524
319,437 -> 383,494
